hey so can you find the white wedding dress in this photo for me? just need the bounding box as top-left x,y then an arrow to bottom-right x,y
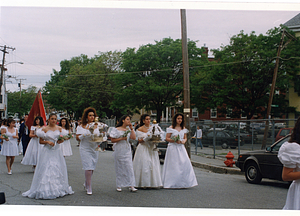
133,130 -> 162,188
0,127 -> 19,157
278,141 -> 300,210
61,128 -> 72,157
76,125 -> 100,170
21,126 -> 42,166
162,127 -> 198,188
110,127 -> 135,188
22,129 -> 74,199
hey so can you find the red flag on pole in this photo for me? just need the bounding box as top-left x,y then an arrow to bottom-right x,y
26,91 -> 47,129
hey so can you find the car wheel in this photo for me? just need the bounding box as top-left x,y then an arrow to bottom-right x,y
245,162 -> 262,184
221,143 -> 228,149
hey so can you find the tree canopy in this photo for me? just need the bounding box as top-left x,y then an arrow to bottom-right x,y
112,37 -> 207,122
43,51 -> 122,119
191,27 -> 300,120
7,85 -> 39,118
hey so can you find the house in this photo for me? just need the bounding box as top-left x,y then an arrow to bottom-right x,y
284,13 -> 300,125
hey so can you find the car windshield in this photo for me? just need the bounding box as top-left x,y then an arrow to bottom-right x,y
279,129 -> 291,136
271,136 -> 290,151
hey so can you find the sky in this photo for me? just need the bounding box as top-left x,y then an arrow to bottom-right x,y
0,0 -> 300,92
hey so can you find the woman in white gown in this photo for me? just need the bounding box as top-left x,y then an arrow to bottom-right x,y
278,117 -> 300,210
76,107 -> 100,195
21,116 -> 44,170
22,113 -> 74,199
133,114 -> 162,188
162,113 -> 198,189
110,115 -> 137,192
0,118 -> 19,175
59,117 -> 73,157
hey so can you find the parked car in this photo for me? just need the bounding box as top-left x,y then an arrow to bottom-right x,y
236,135 -> 290,184
225,129 -> 258,144
275,128 -> 293,141
274,122 -> 286,129
202,130 -> 244,149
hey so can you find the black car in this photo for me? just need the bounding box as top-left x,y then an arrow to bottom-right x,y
225,129 -> 258,144
236,135 -> 290,184
202,130 -> 244,149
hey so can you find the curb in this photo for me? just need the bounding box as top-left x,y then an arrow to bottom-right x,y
191,161 -> 243,175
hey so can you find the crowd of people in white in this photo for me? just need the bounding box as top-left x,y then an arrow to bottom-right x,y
0,108 -> 198,200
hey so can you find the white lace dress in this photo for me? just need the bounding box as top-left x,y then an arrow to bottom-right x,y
278,141 -> 300,210
110,127 -> 135,188
22,129 -> 74,199
76,125 -> 100,170
61,128 -> 72,157
0,127 -> 19,156
162,127 -> 198,188
132,130 -> 162,188
21,126 -> 43,165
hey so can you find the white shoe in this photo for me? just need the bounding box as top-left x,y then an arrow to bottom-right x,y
8,171 -> 12,175
129,187 -> 137,192
116,188 -> 122,192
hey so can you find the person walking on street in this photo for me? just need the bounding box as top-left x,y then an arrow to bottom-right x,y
278,117 -> 300,210
19,114 -> 31,156
194,126 -> 203,149
162,113 -> 198,189
0,118 -> 19,175
76,107 -> 100,195
110,115 -> 137,192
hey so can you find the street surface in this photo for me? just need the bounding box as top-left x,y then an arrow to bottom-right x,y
0,138 -> 289,209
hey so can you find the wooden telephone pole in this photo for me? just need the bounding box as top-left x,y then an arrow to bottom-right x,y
261,29 -> 297,149
180,9 -> 191,158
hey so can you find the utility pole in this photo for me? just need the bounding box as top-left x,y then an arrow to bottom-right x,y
17,78 -> 26,97
261,29 -> 297,149
16,78 -> 26,118
181,9 -> 191,158
0,45 -> 15,118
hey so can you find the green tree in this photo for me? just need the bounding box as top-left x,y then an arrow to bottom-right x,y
113,37 -> 206,122
191,27 -> 300,120
7,85 -> 39,118
43,51 -> 122,119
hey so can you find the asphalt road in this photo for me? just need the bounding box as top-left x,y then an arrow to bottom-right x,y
0,138 -> 289,210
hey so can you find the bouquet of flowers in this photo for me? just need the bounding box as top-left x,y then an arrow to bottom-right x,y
123,129 -> 131,137
58,135 -> 65,141
67,133 -> 74,139
2,134 -> 8,140
171,135 -> 181,142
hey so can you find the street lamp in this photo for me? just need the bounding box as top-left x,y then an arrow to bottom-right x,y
0,61 -> 24,118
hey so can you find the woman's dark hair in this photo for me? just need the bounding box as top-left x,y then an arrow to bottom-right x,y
48,113 -> 57,119
139,114 -> 150,127
7,118 -> 15,127
116,115 -> 131,127
33,116 -> 44,127
289,117 -> 299,143
2,119 -> 7,126
81,107 -> 97,126
59,117 -> 70,130
171,113 -> 185,129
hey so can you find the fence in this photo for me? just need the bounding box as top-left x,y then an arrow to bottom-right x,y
159,118 -> 297,159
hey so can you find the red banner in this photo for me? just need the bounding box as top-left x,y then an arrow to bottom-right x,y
26,91 -> 47,129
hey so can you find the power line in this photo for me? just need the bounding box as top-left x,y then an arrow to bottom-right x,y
49,55 -> 300,78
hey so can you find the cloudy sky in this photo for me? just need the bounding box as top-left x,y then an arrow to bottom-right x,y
0,1 -> 300,92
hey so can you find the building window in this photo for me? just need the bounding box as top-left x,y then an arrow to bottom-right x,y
241,110 -> 247,119
226,108 -> 232,119
192,108 -> 198,118
211,108 -> 217,118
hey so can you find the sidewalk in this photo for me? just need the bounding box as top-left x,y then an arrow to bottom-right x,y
190,153 -> 242,175
189,147 -> 244,175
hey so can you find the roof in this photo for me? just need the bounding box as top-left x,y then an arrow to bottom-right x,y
284,13 -> 300,31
